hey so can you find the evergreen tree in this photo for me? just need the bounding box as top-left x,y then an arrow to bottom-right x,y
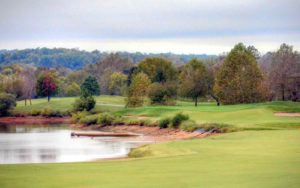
80,76 -> 100,96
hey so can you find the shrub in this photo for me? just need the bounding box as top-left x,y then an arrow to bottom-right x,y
40,108 -> 52,117
124,119 -> 141,125
51,110 -> 64,117
140,119 -> 155,126
31,109 -> 41,116
180,120 -> 198,132
148,82 -> 176,105
128,146 -> 152,158
171,113 -> 189,128
0,92 -> 16,116
71,111 -> 89,123
40,108 -> 64,117
97,113 -> 115,126
79,114 -> 98,125
159,118 -> 171,129
112,116 -> 125,125
198,123 -> 237,133
73,96 -> 96,112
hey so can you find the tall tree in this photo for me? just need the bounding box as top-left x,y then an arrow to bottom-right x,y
138,57 -> 177,83
0,92 -> 16,116
80,76 -> 100,96
85,53 -> 133,94
269,44 -> 300,101
20,65 -> 37,106
178,59 -> 208,106
36,71 -> 58,102
108,72 -> 127,95
126,73 -> 151,107
214,43 -> 265,104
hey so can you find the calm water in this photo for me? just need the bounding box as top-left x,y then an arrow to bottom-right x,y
0,124 -> 139,164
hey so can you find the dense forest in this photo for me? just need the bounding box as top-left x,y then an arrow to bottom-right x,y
0,48 -> 216,70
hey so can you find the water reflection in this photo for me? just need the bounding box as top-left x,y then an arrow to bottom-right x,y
0,124 -> 138,164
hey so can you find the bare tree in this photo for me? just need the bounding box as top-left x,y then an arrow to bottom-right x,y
269,44 -> 300,101
20,65 -> 37,106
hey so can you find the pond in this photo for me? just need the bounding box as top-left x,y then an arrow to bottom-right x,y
0,124 -> 141,164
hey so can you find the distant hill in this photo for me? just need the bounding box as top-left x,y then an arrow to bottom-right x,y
0,48 -> 217,70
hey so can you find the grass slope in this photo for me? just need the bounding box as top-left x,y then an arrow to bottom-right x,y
0,130 -> 299,188
14,97 -> 300,130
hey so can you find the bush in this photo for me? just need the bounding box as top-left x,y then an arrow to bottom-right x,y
198,123 -> 237,133
31,109 -> 41,116
159,118 -> 171,129
0,92 -> 16,116
148,83 -> 176,105
97,113 -> 115,126
40,108 -> 52,117
140,119 -> 155,126
79,114 -> 98,125
112,116 -> 125,125
73,96 -> 96,112
171,113 -> 189,128
71,111 -> 89,122
124,119 -> 141,125
128,146 -> 152,158
180,120 -> 198,132
40,108 -> 64,117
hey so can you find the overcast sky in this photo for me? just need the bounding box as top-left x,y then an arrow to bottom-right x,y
0,0 -> 299,54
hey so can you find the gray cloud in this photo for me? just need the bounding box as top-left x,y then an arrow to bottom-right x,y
0,0 -> 299,53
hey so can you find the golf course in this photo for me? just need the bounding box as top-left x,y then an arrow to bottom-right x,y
0,96 -> 299,188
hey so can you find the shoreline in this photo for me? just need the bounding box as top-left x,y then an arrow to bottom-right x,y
0,116 -> 216,142
0,116 -> 71,124
71,124 -> 217,142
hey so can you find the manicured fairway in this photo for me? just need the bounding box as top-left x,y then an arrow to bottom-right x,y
0,130 -> 299,188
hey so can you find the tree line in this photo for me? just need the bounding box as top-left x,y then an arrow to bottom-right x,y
0,48 -> 215,70
0,43 -> 299,113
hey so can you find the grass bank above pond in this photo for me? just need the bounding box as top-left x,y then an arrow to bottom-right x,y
13,96 -> 300,130
2,97 -> 300,187
0,130 -> 299,188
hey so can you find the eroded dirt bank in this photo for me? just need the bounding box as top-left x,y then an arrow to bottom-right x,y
71,124 -> 216,142
0,116 -> 71,124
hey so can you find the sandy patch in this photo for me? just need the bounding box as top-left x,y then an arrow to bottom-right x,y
274,112 -> 300,117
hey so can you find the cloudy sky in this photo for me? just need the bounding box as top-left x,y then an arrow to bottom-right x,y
0,0 -> 299,54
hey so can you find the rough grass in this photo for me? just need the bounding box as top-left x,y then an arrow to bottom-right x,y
0,130 -> 299,188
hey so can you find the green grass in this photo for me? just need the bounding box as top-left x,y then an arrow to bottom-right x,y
4,96 -> 299,187
14,96 -> 300,130
14,95 -> 126,114
0,130 -> 299,188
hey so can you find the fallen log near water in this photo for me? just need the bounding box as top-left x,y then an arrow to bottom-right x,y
71,132 -> 140,137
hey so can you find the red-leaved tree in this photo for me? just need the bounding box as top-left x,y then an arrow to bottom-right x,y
36,71 -> 58,102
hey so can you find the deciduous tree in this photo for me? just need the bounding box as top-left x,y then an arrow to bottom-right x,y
36,71 -> 58,102
214,43 -> 265,104
138,57 -> 177,83
126,73 -> 151,107
179,59 -> 208,106
108,72 -> 127,95
269,44 -> 300,101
